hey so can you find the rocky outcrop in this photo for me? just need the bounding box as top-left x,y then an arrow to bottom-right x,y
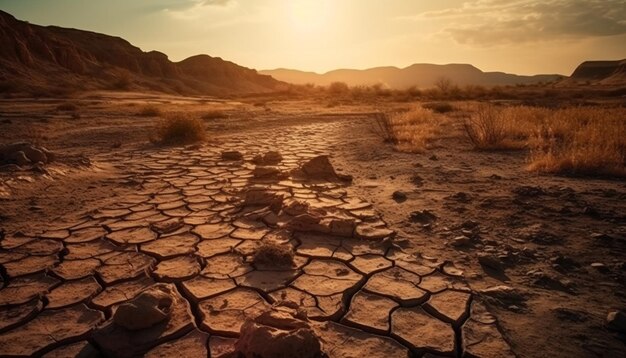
568,59 -> 626,85
0,10 -> 284,95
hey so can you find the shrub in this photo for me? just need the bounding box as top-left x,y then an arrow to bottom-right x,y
137,105 -> 162,117
377,107 -> 447,152
56,102 -> 77,111
463,104 -> 510,150
328,81 -> 350,94
150,114 -> 207,145
423,102 -> 454,113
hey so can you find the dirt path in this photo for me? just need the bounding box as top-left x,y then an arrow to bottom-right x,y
0,116 -> 514,357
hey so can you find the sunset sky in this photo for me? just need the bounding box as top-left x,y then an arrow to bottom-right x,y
1,0 -> 625,75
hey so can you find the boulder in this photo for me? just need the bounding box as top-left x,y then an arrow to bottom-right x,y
221,151 -> 243,161
113,287 -> 174,330
234,310 -> 323,358
607,310 -> 626,333
298,155 -> 352,182
253,151 -> 283,165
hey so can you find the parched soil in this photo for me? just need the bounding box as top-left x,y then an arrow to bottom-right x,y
0,93 -> 624,357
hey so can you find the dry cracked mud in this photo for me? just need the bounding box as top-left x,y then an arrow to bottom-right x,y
0,115 -> 514,357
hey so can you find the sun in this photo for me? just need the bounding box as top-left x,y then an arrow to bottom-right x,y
287,0 -> 333,34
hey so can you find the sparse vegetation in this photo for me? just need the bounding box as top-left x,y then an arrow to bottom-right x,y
252,241 -> 294,268
137,105 -> 162,117
527,107 -> 626,177
378,107 -> 450,152
422,102 -> 454,113
463,104 -> 511,150
150,114 -> 207,145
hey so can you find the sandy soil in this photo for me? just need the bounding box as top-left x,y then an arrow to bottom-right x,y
0,92 -> 624,357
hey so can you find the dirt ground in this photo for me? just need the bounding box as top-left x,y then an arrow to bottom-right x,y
0,92 -> 624,357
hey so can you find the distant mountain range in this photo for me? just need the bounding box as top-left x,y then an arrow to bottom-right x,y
0,10 -> 283,96
261,65 -> 564,89
0,10 -> 623,97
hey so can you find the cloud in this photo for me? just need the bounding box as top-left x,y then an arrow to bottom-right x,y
162,0 -> 237,20
416,0 -> 626,45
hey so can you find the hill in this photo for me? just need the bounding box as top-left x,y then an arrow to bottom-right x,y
0,10 -> 284,96
568,59 -> 626,85
261,64 -> 563,89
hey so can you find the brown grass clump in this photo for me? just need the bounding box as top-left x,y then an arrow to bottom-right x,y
463,104 -> 528,150
137,105 -> 162,117
378,107 -> 448,152
252,241 -> 294,268
527,107 -> 626,177
150,114 -> 207,145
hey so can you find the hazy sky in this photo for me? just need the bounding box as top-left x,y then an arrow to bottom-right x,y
1,0 -> 625,75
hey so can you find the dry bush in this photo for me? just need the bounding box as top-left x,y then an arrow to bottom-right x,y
463,104 -> 525,150
150,114 -> 207,145
328,81 -> 350,94
137,105 -> 162,117
56,102 -> 77,111
373,113 -> 397,144
528,107 -> 626,177
383,107 -> 445,152
422,102 -> 454,113
252,242 -> 294,268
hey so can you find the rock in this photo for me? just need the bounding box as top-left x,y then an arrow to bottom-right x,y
253,166 -> 284,179
392,191 -> 407,202
299,155 -> 352,182
591,262 -> 610,273
513,185 -> 545,197
7,150 -> 30,166
94,283 -> 194,358
113,286 -> 174,330
234,310 -> 322,358
452,235 -> 471,247
22,146 -> 47,163
253,151 -> 282,165
478,286 -> 527,309
252,242 -> 295,268
410,210 -> 437,225
221,151 -> 243,161
478,253 -> 504,272
607,310 -> 626,333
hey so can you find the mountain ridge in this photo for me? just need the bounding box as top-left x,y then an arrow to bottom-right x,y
261,64 -> 564,89
0,10 -> 284,96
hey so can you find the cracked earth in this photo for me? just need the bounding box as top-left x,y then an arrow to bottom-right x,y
0,113 -> 512,357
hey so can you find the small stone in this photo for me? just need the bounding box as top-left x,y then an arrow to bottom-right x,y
607,310 -> 626,333
392,191 -> 407,203
452,236 -> 471,247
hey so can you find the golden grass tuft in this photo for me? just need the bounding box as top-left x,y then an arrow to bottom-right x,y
527,107 -> 626,177
378,107 -> 448,152
150,114 -> 207,145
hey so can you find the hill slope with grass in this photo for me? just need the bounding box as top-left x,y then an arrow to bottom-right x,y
0,10 -> 284,96
261,64 -> 563,89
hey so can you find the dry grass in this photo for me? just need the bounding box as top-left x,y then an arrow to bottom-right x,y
150,114 -> 207,145
381,107 -> 447,152
137,105 -> 162,117
527,107 -> 626,177
422,102 -> 455,113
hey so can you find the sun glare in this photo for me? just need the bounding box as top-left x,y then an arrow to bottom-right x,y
287,0 -> 333,34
